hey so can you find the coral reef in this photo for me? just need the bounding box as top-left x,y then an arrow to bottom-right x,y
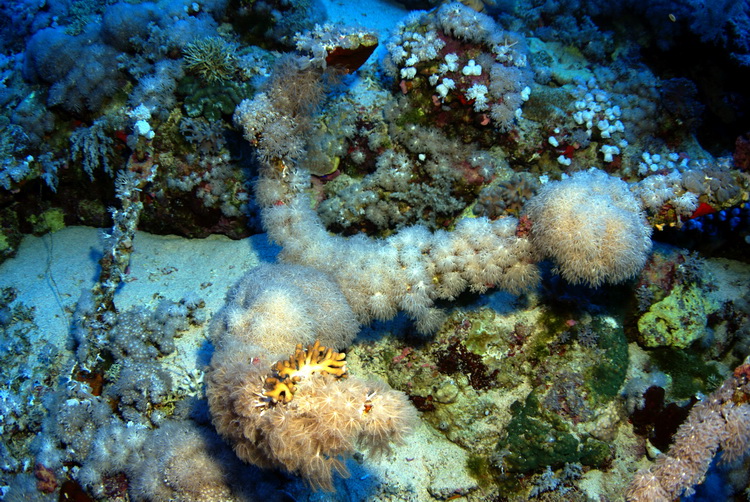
473,172 -> 540,219
496,391 -> 612,473
626,361 -> 750,500
2,0 -> 750,500
22,26 -> 125,114
385,2 -> 532,134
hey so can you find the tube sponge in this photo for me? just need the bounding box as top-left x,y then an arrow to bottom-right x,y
524,169 -> 652,287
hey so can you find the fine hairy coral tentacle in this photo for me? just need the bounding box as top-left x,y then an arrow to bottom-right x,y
263,341 -> 348,404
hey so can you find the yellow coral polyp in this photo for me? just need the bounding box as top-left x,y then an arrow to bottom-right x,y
278,340 -> 347,379
262,376 -> 297,404
263,341 -> 347,404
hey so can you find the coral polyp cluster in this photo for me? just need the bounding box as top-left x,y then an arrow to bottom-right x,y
206,265 -> 417,491
385,2 -> 532,135
263,340 -> 348,404
207,345 -> 416,491
295,24 -> 379,73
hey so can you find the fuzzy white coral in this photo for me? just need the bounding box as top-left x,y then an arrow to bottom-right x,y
525,169 -> 652,287
260,181 -> 539,332
465,83 -> 490,111
209,263 -> 359,356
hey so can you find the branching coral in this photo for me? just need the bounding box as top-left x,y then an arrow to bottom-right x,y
233,54 -> 327,164
182,36 -> 239,84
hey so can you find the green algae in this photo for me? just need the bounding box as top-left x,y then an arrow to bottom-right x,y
586,320 -> 629,402
496,391 -> 612,474
637,283 -> 718,349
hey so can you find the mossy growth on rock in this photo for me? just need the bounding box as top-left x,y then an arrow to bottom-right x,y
464,309 -> 501,354
465,453 -> 494,488
495,391 -> 612,474
178,76 -> 254,121
585,318 -> 629,402
527,307 -> 569,363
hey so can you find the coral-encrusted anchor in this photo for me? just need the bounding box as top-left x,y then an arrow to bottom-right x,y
263,340 -> 348,404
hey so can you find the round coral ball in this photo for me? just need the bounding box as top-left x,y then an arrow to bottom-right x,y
524,169 -> 652,287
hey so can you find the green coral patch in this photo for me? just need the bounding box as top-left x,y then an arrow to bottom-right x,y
496,392 -> 612,474
527,308 -> 569,362
637,284 -> 718,349
586,320 -> 629,401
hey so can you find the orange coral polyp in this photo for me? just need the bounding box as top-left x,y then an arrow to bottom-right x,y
277,340 -> 347,379
263,377 -> 297,404
263,341 -> 347,404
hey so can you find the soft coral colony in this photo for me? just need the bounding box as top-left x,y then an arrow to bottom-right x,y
206,263 -> 416,490
1,0 -> 750,500
207,335 -> 416,491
